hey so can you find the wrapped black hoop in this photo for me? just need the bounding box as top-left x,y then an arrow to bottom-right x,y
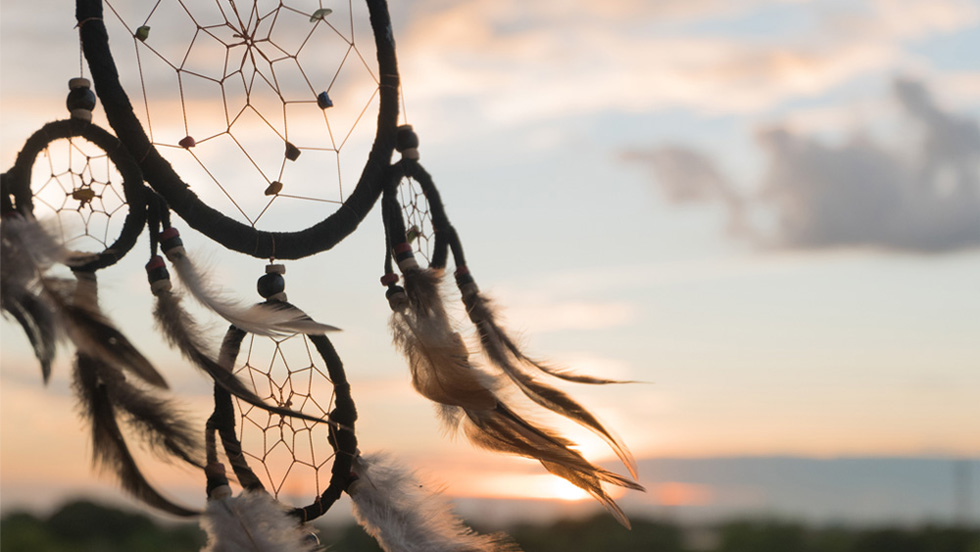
3,119 -> 146,271
75,0 -> 401,260
212,303 -> 358,523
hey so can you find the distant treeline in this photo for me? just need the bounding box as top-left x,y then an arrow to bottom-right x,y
1,500 -> 978,552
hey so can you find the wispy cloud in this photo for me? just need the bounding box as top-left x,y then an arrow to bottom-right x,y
396,0 -> 979,125
625,78 -> 980,252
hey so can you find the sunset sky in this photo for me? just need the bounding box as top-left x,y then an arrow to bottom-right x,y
2,0 -> 979,523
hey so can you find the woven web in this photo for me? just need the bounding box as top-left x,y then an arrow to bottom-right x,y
234,332 -> 336,503
103,0 -> 380,231
398,176 -> 435,263
29,137 -> 128,255
97,0 -> 378,500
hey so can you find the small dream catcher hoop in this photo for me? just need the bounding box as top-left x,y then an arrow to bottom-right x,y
1,1 -> 645,550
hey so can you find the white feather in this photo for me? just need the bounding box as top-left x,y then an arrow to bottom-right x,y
200,491 -> 319,552
165,248 -> 339,337
349,453 -> 520,552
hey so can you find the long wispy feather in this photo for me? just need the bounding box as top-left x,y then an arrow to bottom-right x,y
201,491 -> 319,552
163,244 -> 338,337
4,294 -> 56,382
73,354 -> 199,517
153,289 -> 329,425
462,290 -> 638,478
390,268 -> 643,527
1,214 -> 83,382
349,453 -> 521,552
42,275 -> 168,388
462,404 -> 643,529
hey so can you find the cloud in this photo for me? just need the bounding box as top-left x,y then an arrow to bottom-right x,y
625,78 -> 980,252
394,0 -> 979,127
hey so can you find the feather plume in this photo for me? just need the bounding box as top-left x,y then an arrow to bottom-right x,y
41,275 -> 168,388
349,453 -> 520,552
201,491 -> 320,552
463,290 -> 630,385
3,293 -> 56,382
72,354 -> 199,517
463,290 -> 638,478
391,268 -> 497,410
164,247 -> 338,336
1,214 -> 89,381
390,268 -> 642,527
461,405 -> 644,529
153,290 -> 329,425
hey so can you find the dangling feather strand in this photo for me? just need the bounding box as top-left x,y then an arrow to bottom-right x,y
463,290 -> 638,478
201,491 -> 320,552
349,453 -> 520,552
73,354 -> 199,516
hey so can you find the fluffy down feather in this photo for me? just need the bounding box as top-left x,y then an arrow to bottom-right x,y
349,454 -> 520,552
200,491 -> 320,552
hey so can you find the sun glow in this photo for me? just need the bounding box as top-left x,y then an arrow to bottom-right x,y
451,472 -> 627,502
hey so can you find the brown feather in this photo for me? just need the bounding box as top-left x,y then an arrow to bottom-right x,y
464,290 -> 639,478
73,354 -> 199,517
461,404 -> 644,529
392,268 -> 496,410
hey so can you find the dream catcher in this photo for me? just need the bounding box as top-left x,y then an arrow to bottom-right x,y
1,0 -> 644,550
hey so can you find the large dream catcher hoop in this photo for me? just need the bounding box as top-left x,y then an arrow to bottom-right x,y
1,1 -> 645,550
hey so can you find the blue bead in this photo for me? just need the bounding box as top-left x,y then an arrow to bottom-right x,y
317,91 -> 333,109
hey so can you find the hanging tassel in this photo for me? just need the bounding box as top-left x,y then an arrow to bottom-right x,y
456,271 -> 638,479
460,404 -> 643,529
348,453 -> 520,552
389,260 -> 642,528
200,465 -> 320,552
147,256 -> 328,425
389,265 -> 497,411
159,228 -> 338,337
73,353 -> 199,517
3,293 -> 56,382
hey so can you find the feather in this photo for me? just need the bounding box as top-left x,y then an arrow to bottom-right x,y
1,214 -> 87,381
463,290 -> 638,478
349,453 -> 520,552
390,268 -> 642,528
42,275 -> 168,388
3,293 -> 56,382
200,491 -> 320,552
72,354 -> 198,517
461,404 -> 644,529
94,360 -> 204,468
152,289 -> 329,425
163,243 -> 338,337
391,268 -> 497,410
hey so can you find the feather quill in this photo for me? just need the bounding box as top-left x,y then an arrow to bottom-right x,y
463,290 -> 638,478
162,243 -> 338,337
349,453 -> 520,552
153,289 -> 329,425
200,491 -> 320,552
72,354 -> 199,517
